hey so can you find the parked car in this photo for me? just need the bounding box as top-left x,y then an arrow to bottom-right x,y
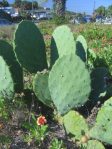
70,18 -> 80,24
70,17 -> 87,24
0,19 -> 12,26
95,17 -> 112,25
11,12 -> 19,18
0,9 -> 12,22
103,18 -> 112,25
32,11 -> 53,21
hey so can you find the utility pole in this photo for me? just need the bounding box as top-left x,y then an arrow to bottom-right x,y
93,0 -> 96,13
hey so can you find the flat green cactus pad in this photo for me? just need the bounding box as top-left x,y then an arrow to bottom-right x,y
50,25 -> 76,66
81,140 -> 105,149
87,49 -> 96,68
14,20 -> 48,73
0,40 -> 23,92
76,35 -> 87,62
89,67 -> 109,102
89,97 -> 112,145
33,70 -> 52,107
0,56 -> 14,99
64,110 -> 88,140
49,54 -> 91,115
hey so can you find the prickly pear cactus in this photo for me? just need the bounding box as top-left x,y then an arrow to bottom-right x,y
87,49 -> 96,69
33,70 -> 52,107
81,140 -> 105,149
14,20 -> 48,73
76,35 -> 87,62
0,40 -> 23,92
0,56 -> 14,99
49,54 -> 91,115
89,97 -> 112,145
50,25 -> 76,66
106,84 -> 112,98
89,67 -> 109,102
63,110 -> 88,140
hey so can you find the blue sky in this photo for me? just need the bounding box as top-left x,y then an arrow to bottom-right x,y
8,0 -> 112,14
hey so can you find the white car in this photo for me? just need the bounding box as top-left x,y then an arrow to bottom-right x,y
103,19 -> 112,25
11,13 -> 19,18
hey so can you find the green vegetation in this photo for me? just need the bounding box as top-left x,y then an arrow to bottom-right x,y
49,138 -> 66,149
63,96 -> 112,146
0,21 -> 112,148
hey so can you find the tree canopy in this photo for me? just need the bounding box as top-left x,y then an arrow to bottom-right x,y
0,0 -> 9,7
95,5 -> 112,16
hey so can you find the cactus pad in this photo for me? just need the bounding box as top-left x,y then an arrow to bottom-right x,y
89,67 -> 109,102
76,35 -> 87,62
0,56 -> 14,99
49,54 -> 91,115
33,70 -> 52,107
89,97 -> 112,145
81,140 -> 105,149
50,25 -> 76,66
14,20 -> 48,73
0,40 -> 23,92
87,49 -> 96,68
64,110 -> 88,140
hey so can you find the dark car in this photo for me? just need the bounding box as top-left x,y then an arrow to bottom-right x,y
0,19 -> 12,26
77,17 -> 87,24
0,9 -> 12,22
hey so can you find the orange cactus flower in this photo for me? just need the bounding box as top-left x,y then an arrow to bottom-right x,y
37,116 -> 47,126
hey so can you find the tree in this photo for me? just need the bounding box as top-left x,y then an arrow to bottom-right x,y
37,0 -> 67,24
3,0 -> 9,7
107,5 -> 112,16
21,1 -> 32,10
53,0 -> 67,18
95,6 -> 106,16
38,0 -> 67,18
33,1 -> 38,9
14,0 -> 22,8
0,0 -> 9,7
14,0 -> 38,9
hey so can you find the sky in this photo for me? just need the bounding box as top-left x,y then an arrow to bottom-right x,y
8,0 -> 112,14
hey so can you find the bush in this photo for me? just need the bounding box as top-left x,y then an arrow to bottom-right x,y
52,15 -> 68,25
95,46 -> 112,75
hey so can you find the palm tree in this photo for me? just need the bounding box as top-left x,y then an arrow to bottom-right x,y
53,0 -> 67,18
41,0 -> 67,18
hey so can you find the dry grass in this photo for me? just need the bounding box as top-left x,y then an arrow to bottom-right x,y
0,25 -> 16,44
0,21 -> 112,48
